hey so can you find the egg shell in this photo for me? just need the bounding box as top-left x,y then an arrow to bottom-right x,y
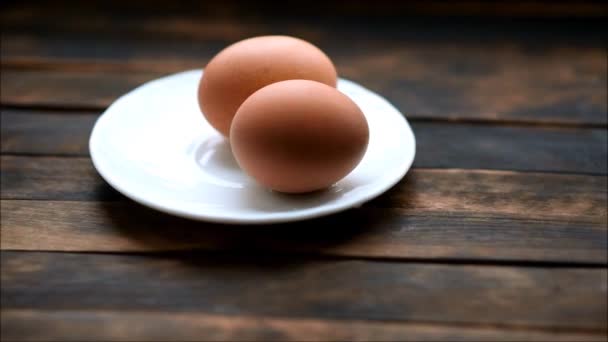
230,80 -> 369,193
198,35 -> 337,136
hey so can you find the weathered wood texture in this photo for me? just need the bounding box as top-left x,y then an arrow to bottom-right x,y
1,1 -> 606,126
1,1 -> 607,340
2,50 -> 605,126
0,110 -> 99,156
0,70 -> 161,109
2,199 -> 606,264
2,251 -> 606,331
3,110 -> 606,173
2,156 -> 605,222
1,156 -> 606,262
3,309 -> 606,342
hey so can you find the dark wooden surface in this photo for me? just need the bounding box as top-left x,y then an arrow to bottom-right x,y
1,1 -> 607,341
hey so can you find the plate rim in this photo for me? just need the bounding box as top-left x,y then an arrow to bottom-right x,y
89,69 -> 416,224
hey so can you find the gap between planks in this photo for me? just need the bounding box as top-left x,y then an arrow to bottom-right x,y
2,199 -> 606,265
2,251 -> 606,331
2,154 -> 606,176
2,248 -> 607,269
3,160 -> 605,264
2,104 -> 607,129
2,111 -> 607,175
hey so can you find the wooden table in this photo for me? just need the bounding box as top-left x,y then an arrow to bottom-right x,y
1,1 -> 607,341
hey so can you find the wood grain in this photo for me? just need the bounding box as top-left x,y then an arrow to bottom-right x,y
3,309 -> 606,342
2,251 -> 606,331
2,47 -> 605,127
1,198 -> 605,263
0,157 -> 117,201
2,2 -> 607,339
0,110 -> 99,156
0,70 -> 161,109
2,156 -> 606,263
2,155 -> 606,222
2,111 -> 606,173
1,1 -> 606,126
413,122 -> 607,174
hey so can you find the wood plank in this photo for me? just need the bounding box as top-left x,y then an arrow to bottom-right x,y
2,155 -> 606,222
2,44 -> 605,126
2,158 -> 606,263
2,310 -> 605,342
2,0 -> 607,21
1,200 -> 605,263
2,251 -> 606,330
1,156 -> 606,263
1,200 -> 605,264
0,110 -> 99,156
4,3 -> 606,50
413,122 -> 607,174
0,70 -> 161,109
3,111 -> 606,174
2,2 -> 606,127
0,157 -> 118,201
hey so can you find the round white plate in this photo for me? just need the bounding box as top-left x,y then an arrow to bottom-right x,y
90,70 -> 416,224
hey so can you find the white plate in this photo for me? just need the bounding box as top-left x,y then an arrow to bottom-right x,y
89,70 -> 416,224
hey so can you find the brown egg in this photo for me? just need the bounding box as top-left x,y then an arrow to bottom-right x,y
230,80 -> 369,193
198,35 -> 337,136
